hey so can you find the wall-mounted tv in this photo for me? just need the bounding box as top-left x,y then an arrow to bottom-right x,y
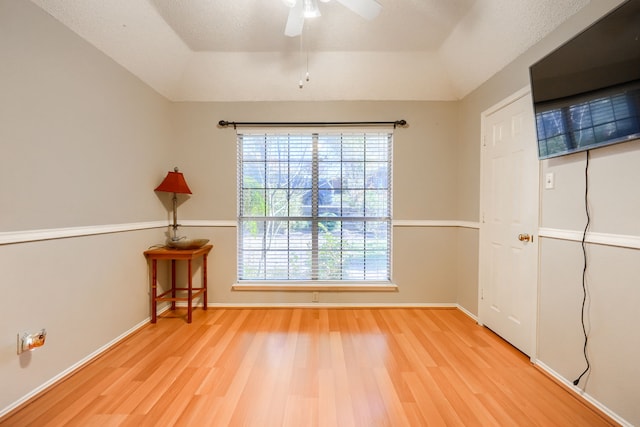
530,0 -> 640,159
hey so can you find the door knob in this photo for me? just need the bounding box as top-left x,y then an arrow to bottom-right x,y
518,233 -> 532,242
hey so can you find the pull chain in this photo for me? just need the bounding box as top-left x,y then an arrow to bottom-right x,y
299,31 -> 310,89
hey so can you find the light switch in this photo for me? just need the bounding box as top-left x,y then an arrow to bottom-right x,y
545,172 -> 555,189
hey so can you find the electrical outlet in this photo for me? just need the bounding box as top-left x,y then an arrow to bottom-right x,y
312,292 -> 319,303
18,329 -> 46,354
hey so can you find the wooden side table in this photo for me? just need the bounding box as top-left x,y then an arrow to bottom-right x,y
143,244 -> 213,323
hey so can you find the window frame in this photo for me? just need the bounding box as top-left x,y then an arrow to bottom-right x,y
235,129 -> 395,289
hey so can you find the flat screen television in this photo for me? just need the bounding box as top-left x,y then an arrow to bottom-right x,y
530,0 -> 640,159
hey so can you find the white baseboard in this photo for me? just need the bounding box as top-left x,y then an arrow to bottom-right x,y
185,302 -> 460,309
177,302 -> 474,319
534,361 -> 631,427
455,304 -> 478,322
0,313 -> 160,419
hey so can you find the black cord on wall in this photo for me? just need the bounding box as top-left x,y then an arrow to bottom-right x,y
574,150 -> 591,386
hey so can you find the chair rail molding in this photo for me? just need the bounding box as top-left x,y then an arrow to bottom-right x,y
1,219 -> 480,245
538,227 -> 640,250
0,221 -> 166,245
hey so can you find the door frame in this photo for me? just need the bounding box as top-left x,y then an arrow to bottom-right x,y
478,85 -> 541,361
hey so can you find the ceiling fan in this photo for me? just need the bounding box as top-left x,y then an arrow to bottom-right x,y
283,0 -> 382,37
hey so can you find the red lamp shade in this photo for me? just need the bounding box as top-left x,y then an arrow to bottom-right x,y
154,168 -> 192,194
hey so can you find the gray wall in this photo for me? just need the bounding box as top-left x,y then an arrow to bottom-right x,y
457,0 -> 639,424
0,0 -> 172,413
537,141 -> 640,425
170,101 -> 465,305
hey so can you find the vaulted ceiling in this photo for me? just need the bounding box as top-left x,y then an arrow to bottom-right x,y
30,0 -> 590,102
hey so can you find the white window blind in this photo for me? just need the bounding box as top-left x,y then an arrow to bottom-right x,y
237,131 -> 392,283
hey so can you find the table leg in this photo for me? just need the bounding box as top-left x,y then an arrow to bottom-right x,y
151,259 -> 157,323
171,259 -> 176,310
187,259 -> 193,323
203,254 -> 208,311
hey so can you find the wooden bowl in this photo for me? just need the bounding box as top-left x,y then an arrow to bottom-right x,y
166,238 -> 209,249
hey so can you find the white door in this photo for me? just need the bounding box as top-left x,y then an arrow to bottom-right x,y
479,88 -> 539,357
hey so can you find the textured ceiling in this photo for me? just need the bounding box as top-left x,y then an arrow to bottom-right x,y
150,0 -> 474,52
30,0 -> 591,102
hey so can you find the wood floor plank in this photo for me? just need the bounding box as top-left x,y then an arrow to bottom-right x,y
402,372 -> 450,427
1,308 -> 618,427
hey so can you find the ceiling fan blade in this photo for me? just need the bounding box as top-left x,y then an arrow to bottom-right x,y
285,0 -> 305,37
335,0 -> 382,20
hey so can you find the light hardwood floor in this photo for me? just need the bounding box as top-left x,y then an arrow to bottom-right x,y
1,308 -> 616,426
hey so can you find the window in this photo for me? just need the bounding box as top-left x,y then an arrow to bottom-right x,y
237,131 -> 392,283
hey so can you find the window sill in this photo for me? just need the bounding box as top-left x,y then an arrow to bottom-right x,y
232,282 -> 398,292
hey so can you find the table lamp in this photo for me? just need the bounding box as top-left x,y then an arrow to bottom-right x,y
154,167 -> 192,243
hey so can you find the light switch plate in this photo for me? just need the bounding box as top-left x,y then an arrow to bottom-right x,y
545,172 -> 555,189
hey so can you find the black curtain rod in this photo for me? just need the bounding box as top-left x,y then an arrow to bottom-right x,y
218,120 -> 407,129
